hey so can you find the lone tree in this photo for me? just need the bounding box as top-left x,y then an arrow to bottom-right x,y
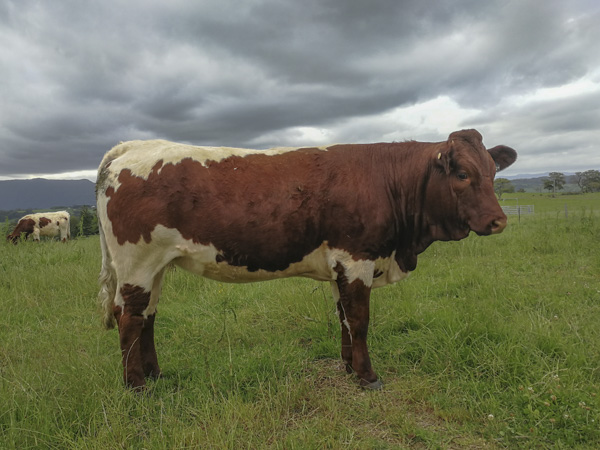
77,206 -> 99,236
575,170 -> 600,193
494,177 -> 515,199
543,172 -> 565,195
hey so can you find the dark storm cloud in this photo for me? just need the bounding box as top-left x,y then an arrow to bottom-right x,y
0,0 -> 599,178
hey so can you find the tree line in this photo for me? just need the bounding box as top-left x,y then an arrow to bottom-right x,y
494,169 -> 600,199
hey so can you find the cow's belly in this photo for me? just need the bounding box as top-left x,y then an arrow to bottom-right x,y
173,239 -> 410,288
174,242 -> 337,283
39,225 -> 59,237
109,225 -> 409,288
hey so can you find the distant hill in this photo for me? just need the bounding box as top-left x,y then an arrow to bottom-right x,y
0,178 -> 95,210
504,172 -> 578,180
505,173 -> 582,193
509,176 -> 549,192
504,173 -> 550,180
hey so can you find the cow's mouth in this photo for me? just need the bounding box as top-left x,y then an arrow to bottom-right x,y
470,217 -> 507,236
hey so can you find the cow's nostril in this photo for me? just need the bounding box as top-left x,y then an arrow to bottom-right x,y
491,218 -> 507,234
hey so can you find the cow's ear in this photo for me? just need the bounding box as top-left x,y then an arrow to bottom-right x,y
435,147 -> 452,174
488,145 -> 517,172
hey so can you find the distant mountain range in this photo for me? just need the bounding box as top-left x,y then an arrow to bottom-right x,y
507,173 -> 582,193
0,178 -> 95,211
503,172 -> 576,180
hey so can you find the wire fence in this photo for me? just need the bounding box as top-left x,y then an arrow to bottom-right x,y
501,205 -> 535,215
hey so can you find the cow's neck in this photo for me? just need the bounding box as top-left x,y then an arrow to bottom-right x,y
385,143 -> 462,271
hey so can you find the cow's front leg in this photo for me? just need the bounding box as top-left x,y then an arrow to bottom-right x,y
331,282 -> 353,373
116,284 -> 152,390
141,269 -> 165,380
140,313 -> 161,379
333,263 -> 382,390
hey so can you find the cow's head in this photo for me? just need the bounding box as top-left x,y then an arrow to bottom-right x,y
5,218 -> 35,245
6,233 -> 19,244
428,129 -> 517,240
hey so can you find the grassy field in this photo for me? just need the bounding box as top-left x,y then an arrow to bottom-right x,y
499,192 -> 599,216
1,193 -> 599,448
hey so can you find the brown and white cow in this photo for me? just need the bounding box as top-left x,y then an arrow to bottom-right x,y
96,129 -> 517,390
7,211 -> 71,244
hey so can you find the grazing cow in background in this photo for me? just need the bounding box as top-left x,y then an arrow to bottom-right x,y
96,129 -> 517,390
7,211 -> 71,244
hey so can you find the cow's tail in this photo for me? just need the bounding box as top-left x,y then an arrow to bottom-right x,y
96,142 -> 128,330
98,219 -> 117,329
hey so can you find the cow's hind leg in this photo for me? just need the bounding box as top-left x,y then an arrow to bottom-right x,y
141,268 -> 166,380
114,268 -> 166,389
333,263 -> 382,390
111,243 -> 173,389
115,283 -> 150,389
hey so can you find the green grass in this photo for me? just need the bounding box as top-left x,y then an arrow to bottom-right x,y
1,193 -> 600,448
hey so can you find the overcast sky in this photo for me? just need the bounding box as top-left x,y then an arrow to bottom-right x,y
1,0 -> 599,181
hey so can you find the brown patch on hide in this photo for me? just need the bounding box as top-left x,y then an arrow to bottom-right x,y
38,217 -> 51,228
120,284 -> 151,315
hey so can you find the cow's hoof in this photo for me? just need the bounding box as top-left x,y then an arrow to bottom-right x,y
128,384 -> 149,395
344,363 -> 354,374
147,371 -> 163,381
360,378 -> 383,390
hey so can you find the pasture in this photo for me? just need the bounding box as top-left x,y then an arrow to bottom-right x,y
1,193 -> 599,448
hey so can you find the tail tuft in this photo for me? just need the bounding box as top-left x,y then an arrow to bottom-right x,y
98,267 -> 117,329
97,217 -> 117,329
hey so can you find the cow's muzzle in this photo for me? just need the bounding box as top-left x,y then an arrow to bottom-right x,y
490,218 -> 507,234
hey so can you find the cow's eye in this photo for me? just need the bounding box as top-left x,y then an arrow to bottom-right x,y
457,172 -> 468,181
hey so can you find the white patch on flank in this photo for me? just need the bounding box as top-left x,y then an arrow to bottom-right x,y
327,248 -> 375,286
372,251 -> 410,288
